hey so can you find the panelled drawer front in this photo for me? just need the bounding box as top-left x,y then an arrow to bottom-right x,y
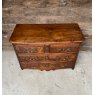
20,62 -> 39,69
14,42 -> 80,54
18,53 -> 77,62
20,61 -> 74,70
14,44 -> 44,54
50,43 -> 80,53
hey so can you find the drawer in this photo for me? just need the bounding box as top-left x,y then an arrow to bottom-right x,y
14,44 -> 44,54
20,62 -> 39,69
18,53 -> 77,62
39,62 -> 74,70
20,61 -> 75,70
14,42 -> 80,54
50,43 -> 80,53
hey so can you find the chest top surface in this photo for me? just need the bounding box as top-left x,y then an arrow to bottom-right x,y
9,24 -> 84,43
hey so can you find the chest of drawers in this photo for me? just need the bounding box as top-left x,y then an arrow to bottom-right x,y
9,24 -> 84,70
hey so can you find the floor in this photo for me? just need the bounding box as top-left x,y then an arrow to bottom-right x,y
2,50 -> 92,95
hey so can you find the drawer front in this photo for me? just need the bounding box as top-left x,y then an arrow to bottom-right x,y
18,53 -> 77,62
14,42 -> 80,54
50,43 -> 80,53
14,44 -> 44,54
20,61 -> 75,70
20,62 -> 40,69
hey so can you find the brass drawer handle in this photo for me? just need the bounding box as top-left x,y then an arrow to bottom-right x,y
20,56 -> 41,62
57,48 -> 72,52
28,49 -> 38,53
44,56 -> 61,61
34,56 -> 40,61
56,48 -> 62,52
20,57 -> 33,62
44,45 -> 50,52
63,56 -> 70,61
61,63 -> 68,68
25,58 -> 32,62
45,56 -> 50,60
20,58 -> 29,62
66,48 -> 72,51
54,47 -> 73,52
17,48 -> 38,53
45,47 -> 49,51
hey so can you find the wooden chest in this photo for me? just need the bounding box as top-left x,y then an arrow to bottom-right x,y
9,24 -> 84,70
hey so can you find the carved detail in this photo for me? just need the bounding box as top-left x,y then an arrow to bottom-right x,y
51,47 -> 76,52
45,56 -> 50,60
19,55 -> 71,62
28,49 -> 38,53
63,56 -> 70,61
44,45 -> 50,52
17,47 -> 38,53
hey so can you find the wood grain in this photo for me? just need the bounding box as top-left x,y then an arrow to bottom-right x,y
9,24 -> 84,43
9,24 -> 84,70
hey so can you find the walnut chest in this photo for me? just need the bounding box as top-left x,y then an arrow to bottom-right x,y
9,24 -> 84,71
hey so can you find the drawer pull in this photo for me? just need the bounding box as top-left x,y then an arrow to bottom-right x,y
63,56 -> 70,61
34,56 -> 40,61
17,48 -> 38,53
26,58 -> 32,62
66,48 -> 72,51
56,48 -> 62,52
51,47 -> 74,52
45,47 -> 49,51
28,49 -> 38,53
45,56 -> 50,60
44,45 -> 50,52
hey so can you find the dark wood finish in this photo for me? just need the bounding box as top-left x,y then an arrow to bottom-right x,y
9,24 -> 84,70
